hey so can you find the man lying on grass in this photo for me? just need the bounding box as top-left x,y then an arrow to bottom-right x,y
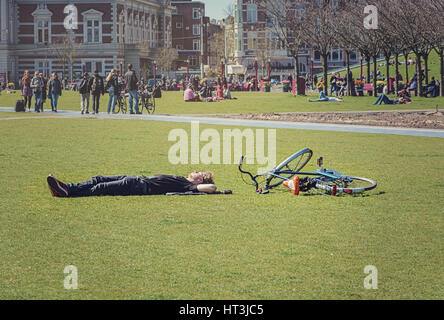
47,172 -> 216,198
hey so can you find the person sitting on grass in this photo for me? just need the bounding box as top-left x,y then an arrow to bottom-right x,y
184,84 -> 201,102
309,91 -> 344,102
47,171 -> 217,198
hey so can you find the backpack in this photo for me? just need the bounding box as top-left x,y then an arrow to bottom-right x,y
15,100 -> 25,112
91,76 -> 102,92
153,86 -> 162,98
130,72 -> 138,89
79,79 -> 89,94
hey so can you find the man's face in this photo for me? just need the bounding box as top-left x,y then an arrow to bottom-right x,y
188,171 -> 203,185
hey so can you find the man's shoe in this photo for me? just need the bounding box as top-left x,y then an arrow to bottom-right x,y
136,112 -> 142,115
47,175 -> 69,197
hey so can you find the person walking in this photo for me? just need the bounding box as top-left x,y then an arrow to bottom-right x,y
21,70 -> 33,112
78,73 -> 91,114
330,73 -> 338,96
124,64 -> 141,114
31,71 -> 44,112
89,70 -> 105,115
106,69 -> 120,114
48,72 -> 63,112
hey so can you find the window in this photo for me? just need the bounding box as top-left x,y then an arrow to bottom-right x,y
193,39 -> 200,51
36,60 -> 51,77
329,48 -> 343,62
37,19 -> 50,44
86,20 -> 100,43
190,56 -> 197,66
32,5 -> 52,44
176,22 -> 183,29
193,24 -> 200,36
350,51 -> 357,61
248,33 -> 257,50
193,8 -> 201,19
82,9 -> 103,44
83,60 -> 104,75
247,5 -> 257,23
314,50 -> 321,61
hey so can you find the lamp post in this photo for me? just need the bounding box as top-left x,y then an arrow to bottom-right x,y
221,59 -> 225,83
253,60 -> 258,92
186,59 -> 190,84
153,60 -> 157,87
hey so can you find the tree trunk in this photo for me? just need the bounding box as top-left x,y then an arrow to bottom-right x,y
424,53 -> 429,85
373,55 -> 378,97
441,49 -> 444,97
346,51 -> 351,96
385,55 -> 390,94
294,55 -> 300,95
366,56 -> 371,84
416,53 -> 422,96
395,54 -> 399,95
403,51 -> 409,84
322,54 -> 328,95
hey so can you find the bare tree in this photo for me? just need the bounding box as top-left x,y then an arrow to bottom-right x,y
261,0 -> 306,94
302,0 -> 338,95
51,33 -> 80,82
155,47 -> 179,75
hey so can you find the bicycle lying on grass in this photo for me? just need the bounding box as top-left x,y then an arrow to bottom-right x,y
239,148 -> 377,196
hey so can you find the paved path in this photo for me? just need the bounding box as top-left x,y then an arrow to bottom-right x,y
1,107 -> 443,138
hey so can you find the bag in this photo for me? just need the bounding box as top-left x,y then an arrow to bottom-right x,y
153,86 -> 162,98
130,73 -> 138,89
15,100 -> 25,112
79,80 -> 88,94
91,76 -> 102,92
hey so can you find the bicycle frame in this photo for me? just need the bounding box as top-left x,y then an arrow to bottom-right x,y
239,155 -> 363,195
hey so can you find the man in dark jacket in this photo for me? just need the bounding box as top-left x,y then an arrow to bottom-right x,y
78,73 -> 91,114
124,64 -> 141,114
48,72 -> 63,112
89,70 -> 104,114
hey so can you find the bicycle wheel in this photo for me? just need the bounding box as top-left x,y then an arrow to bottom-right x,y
113,99 -> 121,114
266,148 -> 313,189
314,176 -> 377,196
147,96 -> 155,114
120,98 -> 127,114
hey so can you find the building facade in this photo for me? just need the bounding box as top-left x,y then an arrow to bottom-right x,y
171,0 -> 209,71
0,0 -> 175,84
232,0 -> 360,80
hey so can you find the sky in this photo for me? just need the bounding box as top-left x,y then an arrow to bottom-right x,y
201,0 -> 235,21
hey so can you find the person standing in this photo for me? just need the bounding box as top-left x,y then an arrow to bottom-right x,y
89,70 -> 105,115
21,70 -> 33,112
78,73 -> 91,114
330,73 -> 338,96
48,72 -> 63,112
40,73 -> 47,112
31,71 -> 44,112
106,69 -> 120,114
124,64 -> 141,114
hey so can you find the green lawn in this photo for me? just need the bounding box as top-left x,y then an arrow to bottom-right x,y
0,117 -> 443,299
1,91 -> 443,115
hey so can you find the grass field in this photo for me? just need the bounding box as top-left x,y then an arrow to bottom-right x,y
0,114 -> 443,299
1,90 -> 443,115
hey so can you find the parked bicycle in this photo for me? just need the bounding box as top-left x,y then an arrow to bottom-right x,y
113,91 -> 128,114
138,84 -> 156,114
239,148 -> 377,196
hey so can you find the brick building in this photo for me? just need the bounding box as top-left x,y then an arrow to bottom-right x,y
171,0 -> 209,71
0,0 -> 175,84
232,0 -> 360,80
